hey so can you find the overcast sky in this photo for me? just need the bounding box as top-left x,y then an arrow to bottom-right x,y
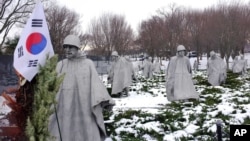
57,0 -> 249,33
4,0 -> 250,38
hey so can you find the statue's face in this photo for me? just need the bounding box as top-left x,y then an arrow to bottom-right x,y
149,57 -> 152,61
211,54 -> 216,59
63,45 -> 79,59
210,53 -> 216,59
209,51 -> 216,59
240,55 -> 244,60
177,50 -> 185,57
111,56 -> 118,62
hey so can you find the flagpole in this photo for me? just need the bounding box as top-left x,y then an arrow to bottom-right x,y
54,104 -> 62,141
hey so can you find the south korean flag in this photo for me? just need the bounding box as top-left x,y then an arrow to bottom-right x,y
13,0 -> 54,82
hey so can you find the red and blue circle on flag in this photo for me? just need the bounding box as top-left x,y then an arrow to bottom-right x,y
26,32 -> 47,55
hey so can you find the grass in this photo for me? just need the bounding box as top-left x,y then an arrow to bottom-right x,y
201,87 -> 224,94
193,75 -> 210,85
222,71 -> 244,89
103,70 -> 250,140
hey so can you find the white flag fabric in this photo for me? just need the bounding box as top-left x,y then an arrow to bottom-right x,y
14,0 -> 54,82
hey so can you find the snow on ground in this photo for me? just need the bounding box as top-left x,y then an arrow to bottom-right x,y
103,72 -> 250,140
1,54 -> 250,140
103,54 -> 250,141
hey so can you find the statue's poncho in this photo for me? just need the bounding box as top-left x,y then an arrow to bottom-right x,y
165,56 -> 198,101
108,57 -> 133,95
142,60 -> 153,78
207,56 -> 227,86
133,61 -> 141,73
153,61 -> 161,73
126,59 -> 136,79
49,58 -> 114,141
232,56 -> 247,74
193,60 -> 198,71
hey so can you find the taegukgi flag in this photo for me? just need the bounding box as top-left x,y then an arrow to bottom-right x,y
14,0 -> 54,82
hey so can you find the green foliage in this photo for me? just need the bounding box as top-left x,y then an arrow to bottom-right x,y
166,101 -> 183,110
193,75 -> 209,85
163,109 -> 185,123
138,74 -> 165,93
239,106 -> 247,113
189,113 -> 197,121
103,110 -> 117,136
226,71 -> 240,79
231,97 -> 250,105
202,95 -> 222,106
114,110 -> 151,121
242,116 -> 250,124
119,131 -> 147,141
222,71 -> 243,89
245,76 -> 250,81
25,55 -> 64,141
105,70 -> 250,140
192,127 -> 214,140
214,111 -> 230,123
141,84 -> 149,92
103,110 -> 113,121
153,73 -> 165,83
194,113 -> 207,127
155,109 -> 186,133
244,93 -> 250,98
136,127 -> 164,141
201,87 -> 223,94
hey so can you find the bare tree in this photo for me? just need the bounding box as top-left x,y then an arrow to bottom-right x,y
0,0 -> 39,51
45,3 -> 83,54
79,33 -> 91,50
185,10 -> 206,63
157,4 -> 186,57
138,4 -> 186,59
204,2 -> 250,69
136,1 -> 250,64
137,16 -> 167,58
88,13 -> 134,56
200,8 -> 217,59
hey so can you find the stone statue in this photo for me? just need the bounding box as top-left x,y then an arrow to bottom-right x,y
108,51 -> 133,97
232,55 -> 247,75
141,56 -> 153,79
48,35 -> 115,141
165,45 -> 199,102
193,59 -> 198,71
207,51 -> 227,86
153,58 -> 161,74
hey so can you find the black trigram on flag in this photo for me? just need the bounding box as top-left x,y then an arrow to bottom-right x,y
32,19 -> 43,27
28,60 -> 38,67
18,46 -> 24,58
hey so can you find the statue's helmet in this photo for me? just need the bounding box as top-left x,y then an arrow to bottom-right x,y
63,35 -> 81,48
111,51 -> 119,56
210,51 -> 216,57
177,45 -> 186,52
